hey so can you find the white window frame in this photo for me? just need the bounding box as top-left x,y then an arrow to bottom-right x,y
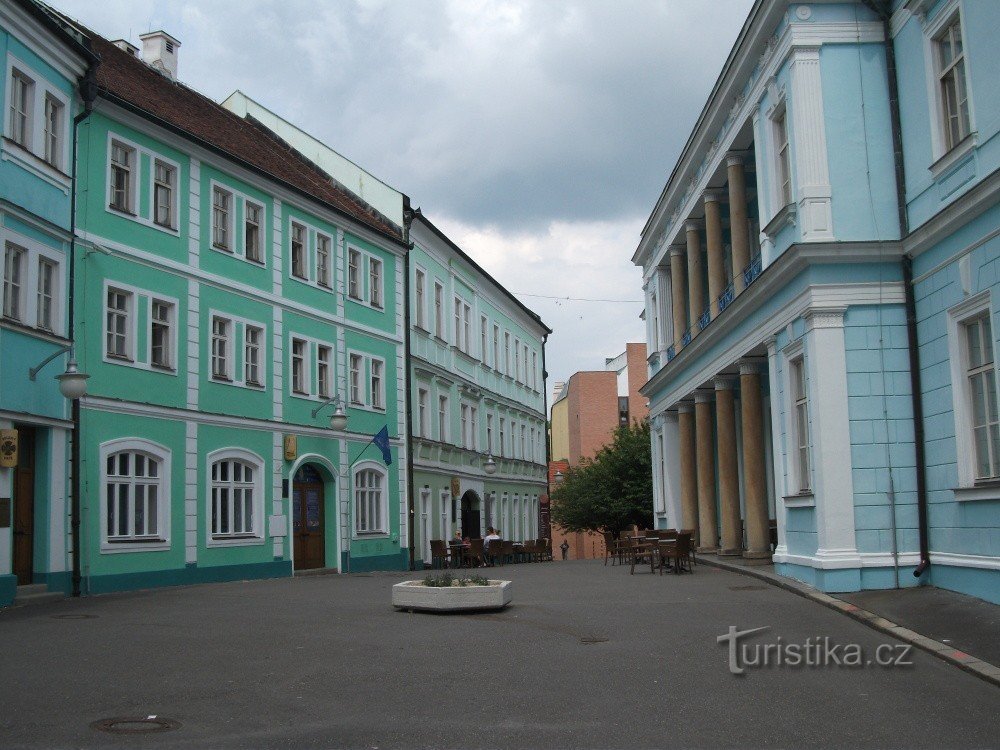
153,159 -> 176,230
35,255 -> 55,331
42,92 -> 62,169
4,56 -> 71,185
291,337 -> 308,395
2,241 -> 26,323
346,243 -> 386,310
206,448 -> 266,548
212,185 -> 234,251
370,257 -> 383,309
947,292 -> 1000,492
923,2 -> 976,164
350,352 -> 363,404
434,282 -> 445,338
317,344 -> 332,399
493,324 -> 501,371
316,232 -> 332,288
438,394 -> 449,442
782,341 -> 812,495
371,357 -> 385,410
99,438 -> 171,553
771,102 -> 792,209
244,324 -> 264,387
206,310 -> 267,389
109,139 -> 137,216
348,248 -> 361,300
244,200 -> 264,263
353,461 -> 389,536
104,133 -> 181,235
149,297 -> 175,370
480,315 -> 489,364
461,403 -> 470,448
486,413 -> 494,454
105,286 -> 134,362
290,221 -> 307,280
414,267 -> 427,330
418,387 -> 430,437
7,66 -> 32,149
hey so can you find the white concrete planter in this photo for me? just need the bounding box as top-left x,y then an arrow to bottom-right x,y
392,579 -> 512,612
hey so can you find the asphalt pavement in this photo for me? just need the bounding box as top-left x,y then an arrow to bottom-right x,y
1,559 -> 998,749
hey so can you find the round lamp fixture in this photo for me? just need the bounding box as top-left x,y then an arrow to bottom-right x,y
554,470 -> 564,485
483,454 -> 497,475
56,359 -> 90,400
329,403 -> 348,431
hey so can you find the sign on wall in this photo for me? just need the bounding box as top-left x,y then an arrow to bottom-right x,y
283,434 -> 297,462
450,476 -> 461,498
0,430 -> 17,468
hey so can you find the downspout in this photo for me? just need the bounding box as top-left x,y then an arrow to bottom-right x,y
867,0 -> 930,578
71,67 -> 98,598
541,332 -> 550,539
402,198 -> 416,571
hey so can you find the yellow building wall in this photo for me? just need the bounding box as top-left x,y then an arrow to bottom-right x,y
550,397 -> 569,462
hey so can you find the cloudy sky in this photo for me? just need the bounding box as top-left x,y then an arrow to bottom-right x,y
55,0 -> 753,399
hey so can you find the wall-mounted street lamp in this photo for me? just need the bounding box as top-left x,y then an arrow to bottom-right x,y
29,344 -> 89,400
311,394 -> 349,431
483,454 -> 497,475
554,470 -> 565,485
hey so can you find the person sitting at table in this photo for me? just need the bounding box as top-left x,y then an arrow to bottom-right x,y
451,531 -> 465,547
484,527 -> 501,550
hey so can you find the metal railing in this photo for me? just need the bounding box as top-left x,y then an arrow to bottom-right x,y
718,283 -> 734,313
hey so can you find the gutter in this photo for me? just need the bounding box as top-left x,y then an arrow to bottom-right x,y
402,197 -> 416,571
866,0 -> 930,579
70,65 -> 99,598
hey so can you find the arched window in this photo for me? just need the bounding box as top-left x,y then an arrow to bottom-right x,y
354,463 -> 388,535
208,449 -> 264,545
100,438 -> 171,550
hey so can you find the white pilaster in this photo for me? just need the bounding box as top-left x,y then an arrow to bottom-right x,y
804,309 -> 859,566
47,428 -> 67,573
184,420 -> 198,565
789,47 -> 834,241
766,337 -> 789,559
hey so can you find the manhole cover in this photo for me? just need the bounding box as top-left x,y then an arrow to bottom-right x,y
728,585 -> 766,591
50,613 -> 97,620
90,717 -> 180,734
580,636 -> 609,644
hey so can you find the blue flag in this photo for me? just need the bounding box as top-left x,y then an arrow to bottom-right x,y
372,425 -> 392,465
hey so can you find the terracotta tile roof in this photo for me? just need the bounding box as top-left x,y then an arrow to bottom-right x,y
82,31 -> 403,243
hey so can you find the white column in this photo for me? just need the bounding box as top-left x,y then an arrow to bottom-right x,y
656,411 -> 682,529
766,337 -> 789,559
804,309 -> 859,566
790,47 -> 834,241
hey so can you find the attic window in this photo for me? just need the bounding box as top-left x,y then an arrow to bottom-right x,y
165,41 -> 174,53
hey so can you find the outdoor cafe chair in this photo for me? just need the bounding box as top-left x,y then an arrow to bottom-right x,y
659,532 -> 692,574
430,540 -> 450,569
678,528 -> 697,567
466,538 -> 485,568
485,539 -> 504,567
602,531 -> 617,566
501,540 -> 514,564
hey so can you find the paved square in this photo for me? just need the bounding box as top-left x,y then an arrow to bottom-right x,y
1,561 -> 998,748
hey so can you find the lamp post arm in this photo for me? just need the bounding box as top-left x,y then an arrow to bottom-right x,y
311,394 -> 345,419
28,344 -> 72,381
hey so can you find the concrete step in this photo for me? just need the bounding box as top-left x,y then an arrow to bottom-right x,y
14,585 -> 64,607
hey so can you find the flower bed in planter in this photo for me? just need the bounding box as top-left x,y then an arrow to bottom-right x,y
391,577 -> 512,612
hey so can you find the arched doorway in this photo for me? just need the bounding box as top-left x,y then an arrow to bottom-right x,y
292,463 -> 327,570
460,490 -> 482,539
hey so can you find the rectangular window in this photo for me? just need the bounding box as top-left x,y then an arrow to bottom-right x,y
317,345 -> 332,399
110,141 -> 134,212
493,324 -> 500,371
316,234 -> 331,287
461,404 -> 469,448
470,406 -> 478,451
936,15 -> 971,151
370,257 -> 383,308
463,303 -> 471,353
244,202 -> 262,262
291,223 -> 307,279
774,109 -> 791,207
350,353 -> 363,404
486,413 -> 494,454
371,359 -> 384,409
43,94 -> 62,168
212,187 -> 232,250
531,351 -> 538,390
415,270 -> 426,329
152,160 -> 175,229
964,315 -> 999,479
499,417 -> 506,458
291,338 -> 307,394
348,249 -> 361,299
8,70 -> 32,148
106,288 -> 131,360
438,395 -> 449,442
791,357 -> 810,492
520,424 -> 526,459
245,325 -> 263,386
434,282 -> 444,338
453,298 -> 462,347
211,316 -> 231,379
418,388 -> 429,437
504,332 -> 511,376
2,243 -> 25,321
480,315 -> 488,363
35,257 -> 55,331
150,299 -> 172,369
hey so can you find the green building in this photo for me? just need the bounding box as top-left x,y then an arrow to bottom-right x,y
408,212 -> 550,566
69,28 -> 409,594
0,0 -> 96,606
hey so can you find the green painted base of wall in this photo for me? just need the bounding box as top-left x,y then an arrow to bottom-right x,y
83,560 -> 292,596
0,574 -> 16,608
42,571 -> 72,596
340,550 -> 409,573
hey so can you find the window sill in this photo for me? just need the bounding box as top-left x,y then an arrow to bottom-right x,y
100,538 -> 170,554
153,220 -> 176,232
207,534 -> 265,548
106,354 -> 134,364
212,244 -> 233,254
353,531 -> 390,539
108,205 -> 137,218
953,481 -> 1000,502
930,131 -> 977,180
211,375 -> 233,383
150,364 -> 176,374
783,491 -> 815,508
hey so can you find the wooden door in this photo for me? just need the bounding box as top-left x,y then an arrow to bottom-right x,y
12,426 -> 35,586
292,465 -> 325,570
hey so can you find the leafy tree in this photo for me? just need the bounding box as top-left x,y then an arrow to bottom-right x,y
550,420 -> 653,535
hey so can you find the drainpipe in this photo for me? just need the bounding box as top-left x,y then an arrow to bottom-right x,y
541,332 -> 550,538
71,67 -> 98,598
866,0 -> 930,578
402,198 -> 416,571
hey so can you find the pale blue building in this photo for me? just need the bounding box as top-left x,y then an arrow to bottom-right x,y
635,0 -> 999,604
0,0 -> 96,606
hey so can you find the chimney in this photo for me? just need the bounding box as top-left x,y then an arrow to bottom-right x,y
138,31 -> 181,80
